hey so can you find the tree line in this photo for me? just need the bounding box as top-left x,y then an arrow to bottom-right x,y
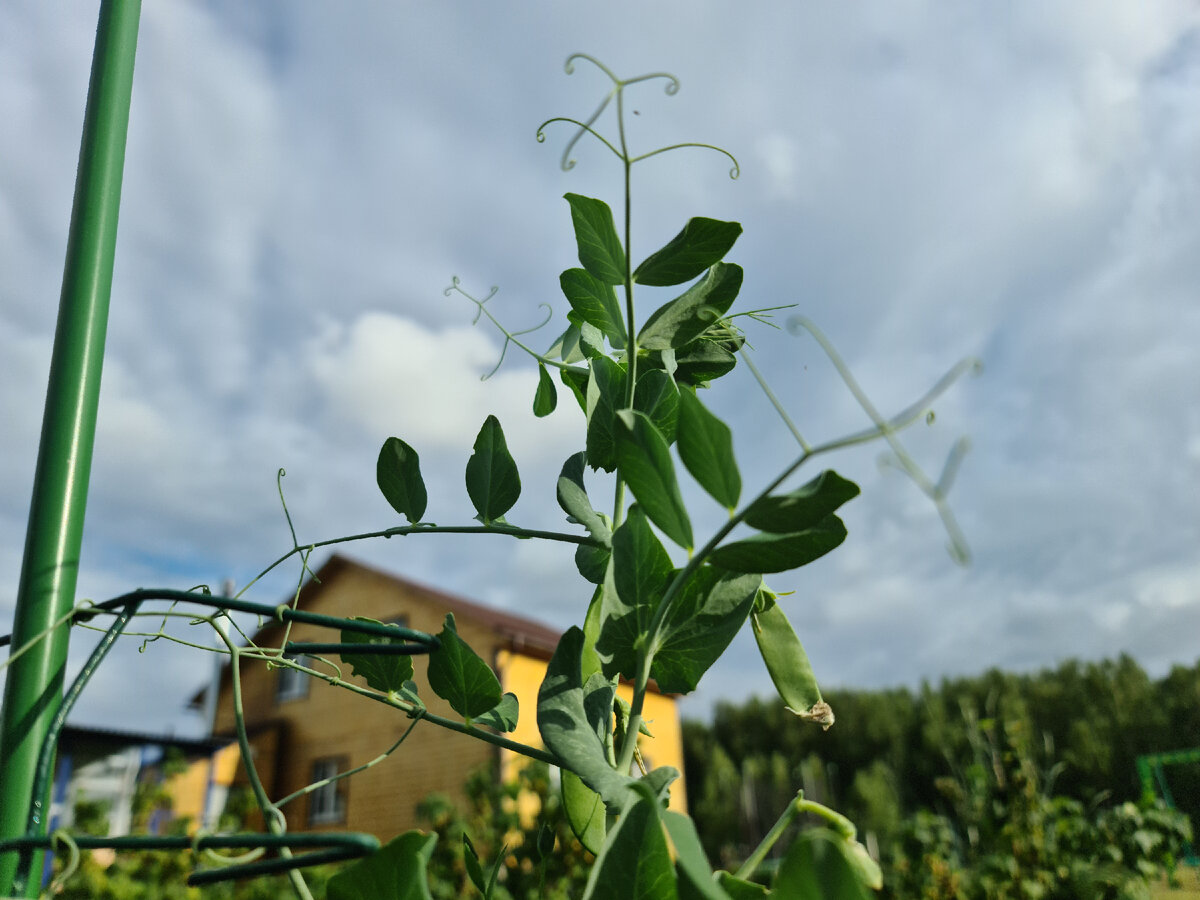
683,653 -> 1198,894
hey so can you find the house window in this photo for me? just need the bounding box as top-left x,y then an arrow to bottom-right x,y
308,757 -> 347,825
276,654 -> 313,703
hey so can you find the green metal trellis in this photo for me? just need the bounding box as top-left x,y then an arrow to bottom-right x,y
0,590 -> 438,894
0,5 -> 439,895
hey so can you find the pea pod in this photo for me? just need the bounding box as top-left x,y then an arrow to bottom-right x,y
750,591 -> 834,729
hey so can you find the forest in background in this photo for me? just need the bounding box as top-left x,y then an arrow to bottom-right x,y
683,653 -> 1198,896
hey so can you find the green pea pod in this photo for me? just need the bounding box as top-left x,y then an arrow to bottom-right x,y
750,592 -> 834,729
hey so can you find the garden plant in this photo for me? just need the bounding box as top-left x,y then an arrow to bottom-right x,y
0,49 -> 980,899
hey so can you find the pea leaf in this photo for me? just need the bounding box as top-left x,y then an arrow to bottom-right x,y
637,263 -> 743,351
677,389 -> 740,510
634,217 -> 743,287
560,365 -> 590,411
473,691 -> 519,733
565,193 -> 626,285
709,515 -> 847,574
596,506 -> 673,681
743,470 -> 860,533
652,567 -> 762,694
585,357 -> 629,472
575,543 -> 611,585
561,267 -> 627,346
538,628 -> 680,806
556,452 -> 611,544
338,616 -> 415,693
615,409 -> 693,550
465,415 -> 521,523
772,829 -> 873,900
377,437 -> 427,525
634,369 -> 680,443
562,769 -> 607,856
547,323 -> 587,364
715,872 -> 768,899
427,613 -> 503,721
662,341 -> 738,386
581,786 -> 677,900
751,593 -> 832,728
663,811 -> 730,900
327,830 -> 437,900
533,363 -> 558,417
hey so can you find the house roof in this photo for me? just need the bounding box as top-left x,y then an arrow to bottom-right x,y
190,554 -> 564,708
302,554 -> 563,656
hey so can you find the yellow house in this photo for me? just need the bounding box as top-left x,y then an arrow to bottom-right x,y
203,555 -> 686,840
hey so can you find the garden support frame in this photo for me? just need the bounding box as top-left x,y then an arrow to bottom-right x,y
0,2 -> 142,894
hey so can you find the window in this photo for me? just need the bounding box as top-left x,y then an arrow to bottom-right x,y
276,654 -> 313,703
308,757 -> 348,825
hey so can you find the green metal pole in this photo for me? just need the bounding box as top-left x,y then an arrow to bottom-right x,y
0,2 -> 141,894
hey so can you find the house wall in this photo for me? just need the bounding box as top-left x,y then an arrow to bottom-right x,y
211,560 -> 688,842
497,651 -> 688,813
213,564 -> 500,839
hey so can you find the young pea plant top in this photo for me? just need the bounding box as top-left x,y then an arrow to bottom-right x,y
342,52 -> 975,898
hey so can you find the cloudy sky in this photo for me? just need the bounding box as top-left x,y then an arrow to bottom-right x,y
2,2 -> 1198,737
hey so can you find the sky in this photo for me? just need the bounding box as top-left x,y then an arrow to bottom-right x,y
1,2 -> 1199,738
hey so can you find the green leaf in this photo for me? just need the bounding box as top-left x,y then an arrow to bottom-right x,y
666,341 -> 738,386
560,365 -> 590,411
663,811 -> 732,900
771,829 -> 873,900
637,263 -> 743,351
327,830 -> 437,900
465,415 -> 521,523
562,769 -> 607,856
615,410 -> 693,550
561,267 -> 627,346
575,543 -> 611,584
751,593 -> 832,728
548,322 -> 587,364
537,629 -> 679,805
634,217 -> 743,287
473,691 -> 519,733
596,506 -> 673,680
569,317 -> 607,360
714,872 -> 768,899
377,437 -> 427,525
533,363 -> 558,417
338,617 -> 415,693
652,567 -> 762,694
427,613 -> 503,721
677,389 -> 740,510
709,515 -> 847,574
581,585 -> 605,681
463,833 -> 487,898
743,470 -> 860,533
557,452 -> 611,544
585,356 -> 629,472
565,193 -> 627,285
582,787 -> 678,900
634,369 -> 680,443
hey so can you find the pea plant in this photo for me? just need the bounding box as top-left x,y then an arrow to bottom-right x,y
2,54 -> 977,900
321,53 -> 974,899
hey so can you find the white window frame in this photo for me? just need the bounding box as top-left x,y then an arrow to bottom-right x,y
308,757 -> 347,825
276,654 -> 313,703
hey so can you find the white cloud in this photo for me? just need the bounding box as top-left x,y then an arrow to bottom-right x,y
306,310 -> 581,461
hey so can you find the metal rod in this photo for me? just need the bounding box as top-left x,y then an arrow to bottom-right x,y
0,2 -> 142,893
